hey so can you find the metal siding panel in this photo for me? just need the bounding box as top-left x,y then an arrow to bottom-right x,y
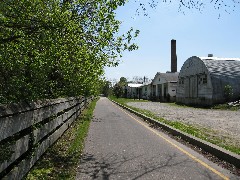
184,78 -> 190,98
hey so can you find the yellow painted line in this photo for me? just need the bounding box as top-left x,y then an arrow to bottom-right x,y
112,102 -> 229,180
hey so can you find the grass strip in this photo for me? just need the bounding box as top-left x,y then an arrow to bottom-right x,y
25,97 -> 99,180
110,96 -> 240,155
168,101 -> 240,111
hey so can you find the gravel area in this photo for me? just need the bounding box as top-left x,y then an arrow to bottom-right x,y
127,102 -> 240,146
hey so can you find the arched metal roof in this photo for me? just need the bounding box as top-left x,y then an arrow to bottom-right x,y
178,56 -> 240,102
200,57 -> 240,78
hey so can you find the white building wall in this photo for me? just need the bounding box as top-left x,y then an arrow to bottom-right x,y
176,56 -> 213,105
168,82 -> 177,97
141,84 -> 152,99
152,73 -> 178,101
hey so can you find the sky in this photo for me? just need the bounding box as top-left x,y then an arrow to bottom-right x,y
104,1 -> 240,83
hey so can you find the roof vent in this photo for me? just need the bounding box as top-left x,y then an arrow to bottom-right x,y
208,54 -> 213,57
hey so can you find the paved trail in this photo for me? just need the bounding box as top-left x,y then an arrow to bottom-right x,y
76,97 -> 238,180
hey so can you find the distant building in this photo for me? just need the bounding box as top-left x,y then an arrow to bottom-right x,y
125,39 -> 179,101
140,82 -> 152,100
151,72 -> 179,101
176,56 -> 240,105
125,83 -> 143,99
149,39 -> 179,101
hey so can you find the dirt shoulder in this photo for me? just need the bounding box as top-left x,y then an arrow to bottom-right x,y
127,102 -> 240,147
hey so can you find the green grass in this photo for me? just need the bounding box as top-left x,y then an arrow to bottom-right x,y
109,96 -> 149,104
211,103 -> 240,111
25,97 -> 99,180
167,101 -> 240,111
109,96 -> 240,155
166,102 -> 196,108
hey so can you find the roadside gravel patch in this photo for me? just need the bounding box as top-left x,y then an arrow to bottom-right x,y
127,102 -> 240,146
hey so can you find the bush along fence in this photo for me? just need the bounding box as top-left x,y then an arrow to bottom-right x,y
0,96 -> 95,179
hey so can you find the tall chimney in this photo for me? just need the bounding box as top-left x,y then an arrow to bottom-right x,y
171,39 -> 177,72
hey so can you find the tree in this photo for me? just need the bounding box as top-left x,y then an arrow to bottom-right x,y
112,77 -> 128,98
0,0 -> 139,103
132,76 -> 143,84
99,80 -> 112,97
119,77 -> 128,86
128,76 -> 150,84
135,0 -> 240,16
113,83 -> 124,98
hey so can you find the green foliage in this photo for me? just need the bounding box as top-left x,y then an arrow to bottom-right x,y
112,77 -> 128,98
135,0 -> 240,16
0,141 -> 15,163
119,77 -> 128,86
113,83 -> 124,98
212,103 -> 239,111
99,80 -> 112,97
0,0 -> 139,103
224,85 -> 233,101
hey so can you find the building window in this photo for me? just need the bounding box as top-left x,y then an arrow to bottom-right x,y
179,78 -> 184,85
203,75 -> 207,84
198,77 -> 201,84
145,87 -> 147,91
199,74 -> 207,84
159,78 -> 160,81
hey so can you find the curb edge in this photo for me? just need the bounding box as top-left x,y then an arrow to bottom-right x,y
111,99 -> 240,168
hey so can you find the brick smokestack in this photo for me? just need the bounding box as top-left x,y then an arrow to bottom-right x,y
171,39 -> 177,72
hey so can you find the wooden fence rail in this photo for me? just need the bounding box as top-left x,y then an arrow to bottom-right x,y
0,96 -> 94,179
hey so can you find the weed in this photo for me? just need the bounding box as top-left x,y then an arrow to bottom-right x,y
25,98 -> 98,179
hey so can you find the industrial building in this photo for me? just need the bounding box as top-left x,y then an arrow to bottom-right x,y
176,55 -> 240,105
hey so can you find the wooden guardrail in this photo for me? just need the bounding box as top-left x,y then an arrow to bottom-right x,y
0,96 -> 94,179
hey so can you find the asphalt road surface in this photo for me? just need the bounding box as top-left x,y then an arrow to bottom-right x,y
76,97 -> 238,180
